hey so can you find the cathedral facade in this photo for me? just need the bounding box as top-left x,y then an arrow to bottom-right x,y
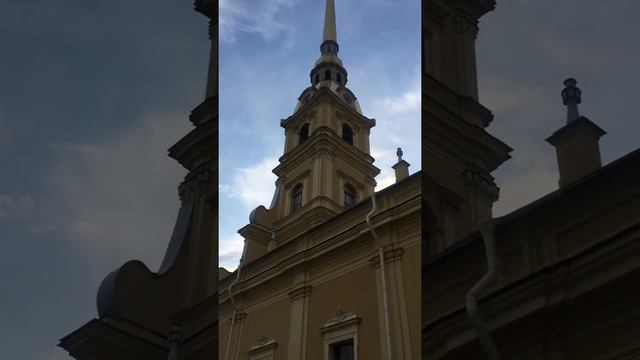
218,1 -> 421,359
423,0 -> 640,359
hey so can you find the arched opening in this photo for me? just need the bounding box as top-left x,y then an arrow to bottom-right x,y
325,70 -> 331,81
342,124 -> 353,145
299,123 -> 309,144
291,184 -> 303,212
344,184 -> 356,209
314,73 -> 320,85
336,73 -> 342,85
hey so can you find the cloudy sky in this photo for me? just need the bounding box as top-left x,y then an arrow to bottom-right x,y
0,1 -> 208,358
1,0 -> 639,359
477,0 -> 640,216
218,0 -> 421,270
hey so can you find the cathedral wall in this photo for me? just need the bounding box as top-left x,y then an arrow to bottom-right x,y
399,231 -> 422,356
306,264 -> 381,359
236,297 -> 292,360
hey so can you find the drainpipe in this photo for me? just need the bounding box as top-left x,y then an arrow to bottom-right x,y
465,219 -> 501,360
224,240 -> 247,360
167,322 -> 182,360
366,192 -> 393,360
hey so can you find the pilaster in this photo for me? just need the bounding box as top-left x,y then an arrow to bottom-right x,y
287,272 -> 312,359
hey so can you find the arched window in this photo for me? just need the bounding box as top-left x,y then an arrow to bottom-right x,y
314,73 -> 320,84
344,184 -> 356,209
325,70 -> 331,80
299,123 -> 309,144
336,73 -> 342,84
342,124 -> 353,145
291,184 -> 303,211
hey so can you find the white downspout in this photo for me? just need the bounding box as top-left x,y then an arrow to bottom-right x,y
465,219 -> 501,360
366,192 -> 393,360
224,240 -> 247,360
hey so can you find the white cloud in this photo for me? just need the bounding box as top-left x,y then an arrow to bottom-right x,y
219,0 -> 299,43
35,110 -> 189,271
225,157 -> 279,211
381,87 -> 420,113
371,146 -> 395,163
219,233 -> 245,271
375,175 -> 396,191
0,194 -> 34,219
365,75 -> 421,192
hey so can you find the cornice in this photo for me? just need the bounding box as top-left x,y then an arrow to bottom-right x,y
219,183 -> 421,305
281,87 -> 375,130
274,127 -> 380,179
369,247 -> 405,269
424,231 -> 640,351
288,285 -> 313,301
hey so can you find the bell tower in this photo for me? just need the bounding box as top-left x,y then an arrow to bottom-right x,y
241,0 -> 380,259
423,0 -> 512,254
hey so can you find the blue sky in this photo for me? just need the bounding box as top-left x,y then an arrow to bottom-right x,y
218,0 -> 422,270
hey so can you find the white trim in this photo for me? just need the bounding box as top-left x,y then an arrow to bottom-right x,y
248,335 -> 277,360
320,310 -> 360,360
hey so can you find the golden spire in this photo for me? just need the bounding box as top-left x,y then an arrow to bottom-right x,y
322,0 -> 337,44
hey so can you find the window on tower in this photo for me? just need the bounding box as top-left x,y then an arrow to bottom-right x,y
315,73 -> 320,84
325,70 -> 331,80
342,124 -> 353,145
299,123 -> 309,144
291,184 -> 303,211
337,73 -> 342,84
344,184 -> 356,209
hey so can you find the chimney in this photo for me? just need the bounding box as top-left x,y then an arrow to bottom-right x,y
546,79 -> 606,188
392,148 -> 410,183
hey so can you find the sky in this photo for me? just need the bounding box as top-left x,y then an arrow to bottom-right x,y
218,0 -> 422,270
0,0 -> 639,359
477,0 -> 640,216
0,1 -> 208,358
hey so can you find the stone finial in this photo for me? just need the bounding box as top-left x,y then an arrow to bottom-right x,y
392,148 -> 410,183
547,78 -> 606,188
561,78 -> 582,124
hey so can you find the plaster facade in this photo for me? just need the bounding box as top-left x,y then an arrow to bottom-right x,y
219,1 -> 421,359
423,0 -> 640,359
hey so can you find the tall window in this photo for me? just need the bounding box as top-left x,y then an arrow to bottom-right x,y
291,184 -> 303,211
344,184 -> 356,209
314,73 -> 320,84
299,123 -> 309,144
330,339 -> 354,360
336,73 -> 342,84
342,124 -> 353,145
325,70 -> 331,80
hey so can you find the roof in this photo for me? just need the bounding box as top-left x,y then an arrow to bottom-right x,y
496,147 -> 640,226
